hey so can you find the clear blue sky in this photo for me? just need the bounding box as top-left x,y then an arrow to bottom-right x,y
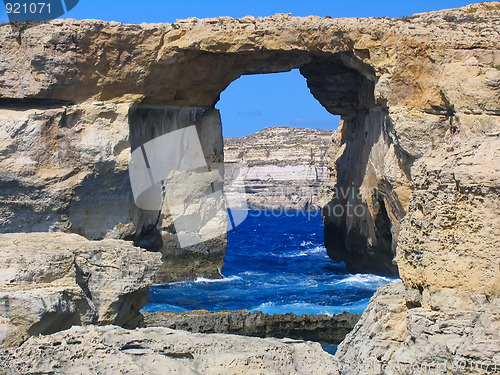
1,1 -> 483,137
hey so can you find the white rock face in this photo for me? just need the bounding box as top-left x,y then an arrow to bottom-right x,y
224,127 -> 334,210
1,325 -> 338,375
0,102 -> 133,237
0,233 -> 162,347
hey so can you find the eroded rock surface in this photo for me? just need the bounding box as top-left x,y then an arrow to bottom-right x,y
0,233 -> 162,347
396,135 -> 500,297
333,125 -> 499,373
335,282 -> 500,374
0,102 -> 133,236
224,127 -> 334,210
143,309 -> 359,344
0,325 -> 338,375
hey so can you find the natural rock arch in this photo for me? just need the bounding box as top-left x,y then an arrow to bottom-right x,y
124,49 -> 400,279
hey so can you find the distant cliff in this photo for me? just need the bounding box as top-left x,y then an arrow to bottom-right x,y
224,127 -> 334,210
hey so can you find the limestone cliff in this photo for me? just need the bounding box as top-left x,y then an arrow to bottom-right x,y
224,126 -> 334,210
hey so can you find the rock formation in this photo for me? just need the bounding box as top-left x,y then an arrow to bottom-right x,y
1,2 -> 498,279
0,101 -> 226,283
0,2 -> 499,372
224,126 -> 334,210
336,282 -> 500,374
1,2 -> 497,280
1,325 -> 337,375
0,233 -> 161,347
143,309 -> 359,344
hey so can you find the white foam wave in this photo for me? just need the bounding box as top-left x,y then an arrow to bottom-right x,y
152,280 -> 190,286
240,271 -> 267,277
252,301 -> 366,316
279,245 -> 327,258
280,252 -> 308,258
300,240 -> 314,247
194,275 -> 242,283
335,274 -> 395,286
306,245 -> 326,255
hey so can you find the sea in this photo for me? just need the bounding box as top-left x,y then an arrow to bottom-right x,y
143,210 -> 396,317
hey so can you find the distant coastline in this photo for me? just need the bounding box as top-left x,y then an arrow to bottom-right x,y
224,126 -> 335,211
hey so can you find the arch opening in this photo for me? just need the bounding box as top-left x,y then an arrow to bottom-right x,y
216,69 -> 339,138
142,59 -> 397,340
214,51 -> 398,277
128,50 -> 398,282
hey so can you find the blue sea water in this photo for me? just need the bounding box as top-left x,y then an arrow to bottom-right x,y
143,210 -> 397,316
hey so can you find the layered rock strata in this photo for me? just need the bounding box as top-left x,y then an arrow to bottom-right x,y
224,126 -> 334,210
0,325 -> 338,375
143,309 -> 360,344
0,233 -> 162,347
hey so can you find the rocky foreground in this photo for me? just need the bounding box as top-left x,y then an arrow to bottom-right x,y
1,325 -> 337,375
0,233 -> 162,347
224,127 -> 334,210
337,282 -> 500,374
0,233 -> 355,374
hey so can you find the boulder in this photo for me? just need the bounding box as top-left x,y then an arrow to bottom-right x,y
0,233 -> 162,347
335,282 -> 500,374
